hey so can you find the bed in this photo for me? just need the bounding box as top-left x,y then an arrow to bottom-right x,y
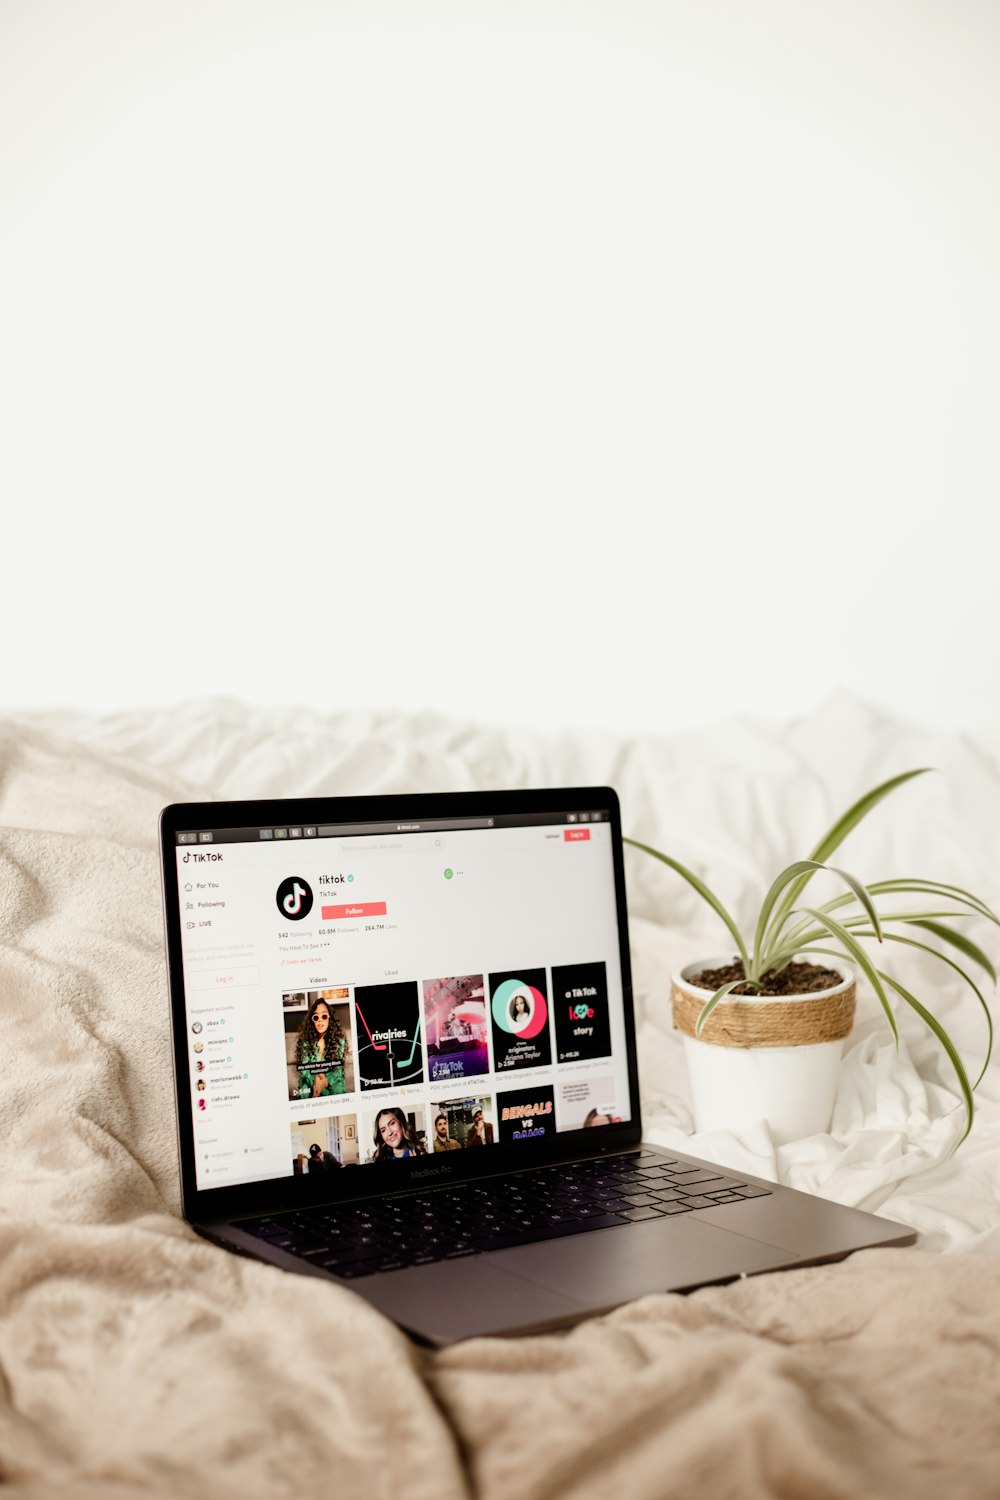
2,693 -> 999,1498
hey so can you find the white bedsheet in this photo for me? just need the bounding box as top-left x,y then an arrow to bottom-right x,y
21,690 -> 1000,1253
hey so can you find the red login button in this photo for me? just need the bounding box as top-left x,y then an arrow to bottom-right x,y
321,901 -> 387,920
564,828 -> 591,842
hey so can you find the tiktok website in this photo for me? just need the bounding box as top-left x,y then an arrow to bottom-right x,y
175,816 -> 631,1190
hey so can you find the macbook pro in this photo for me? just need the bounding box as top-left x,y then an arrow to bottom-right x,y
159,787 -> 915,1345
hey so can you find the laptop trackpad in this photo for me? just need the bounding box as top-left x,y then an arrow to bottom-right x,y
493,1216 -> 800,1307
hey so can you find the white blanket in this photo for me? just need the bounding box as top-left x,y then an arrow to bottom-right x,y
2,694 -> 999,1497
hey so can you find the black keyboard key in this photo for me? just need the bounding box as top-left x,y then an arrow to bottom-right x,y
342,1234 -> 388,1251
241,1156 -> 766,1283
472,1212 -> 625,1252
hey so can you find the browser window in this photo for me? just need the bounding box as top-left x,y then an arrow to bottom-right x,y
173,813 -> 631,1190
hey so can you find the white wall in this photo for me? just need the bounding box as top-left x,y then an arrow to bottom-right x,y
3,1 -> 999,732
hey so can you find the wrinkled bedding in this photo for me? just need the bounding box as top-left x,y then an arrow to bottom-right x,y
2,694 -> 999,1498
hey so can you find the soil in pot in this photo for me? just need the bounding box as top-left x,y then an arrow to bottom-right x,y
688,959 -> 843,996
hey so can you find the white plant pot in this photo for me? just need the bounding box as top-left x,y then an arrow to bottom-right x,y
671,956 -> 855,1145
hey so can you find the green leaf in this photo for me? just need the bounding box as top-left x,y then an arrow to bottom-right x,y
808,770 -> 935,863
817,879 -> 999,924
755,860 -> 882,975
624,837 -> 750,971
795,908 -> 899,1043
878,970 -> 975,1142
694,979 -> 748,1038
869,881 -> 1000,928
777,904 -> 975,961
765,769 -> 933,949
761,931 -> 841,973
905,920 -> 997,984
763,911 -> 977,979
850,930 -> 992,1089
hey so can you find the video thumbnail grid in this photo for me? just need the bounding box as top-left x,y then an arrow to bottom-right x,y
281,962 -> 622,1172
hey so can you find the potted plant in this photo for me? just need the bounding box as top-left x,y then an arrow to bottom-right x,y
627,769 -> 997,1144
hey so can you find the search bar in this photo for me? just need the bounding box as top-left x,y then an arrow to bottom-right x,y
317,818 -> 495,836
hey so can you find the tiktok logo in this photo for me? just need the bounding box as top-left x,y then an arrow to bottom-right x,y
276,876 -> 314,922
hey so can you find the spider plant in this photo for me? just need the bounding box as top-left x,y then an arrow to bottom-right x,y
626,769 -> 998,1140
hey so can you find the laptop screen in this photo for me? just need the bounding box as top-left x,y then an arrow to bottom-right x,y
168,803 -> 634,1193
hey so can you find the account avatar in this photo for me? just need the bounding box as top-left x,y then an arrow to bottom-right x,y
195,1060 -> 205,1072
191,1021 -> 203,1034
196,1079 -> 206,1092
193,1041 -> 204,1054
197,1098 -> 207,1112
508,992 -> 532,1031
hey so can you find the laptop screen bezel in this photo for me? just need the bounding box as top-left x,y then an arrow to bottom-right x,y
159,786 -> 642,1224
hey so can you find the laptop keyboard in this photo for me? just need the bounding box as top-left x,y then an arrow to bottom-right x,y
239,1152 -> 772,1280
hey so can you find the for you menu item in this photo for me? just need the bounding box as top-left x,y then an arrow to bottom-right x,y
489,968 -> 552,1071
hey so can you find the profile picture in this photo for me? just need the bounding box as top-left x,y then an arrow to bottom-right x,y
195,1060 -> 205,1073
197,1098 -> 207,1112
196,1079 -> 206,1092
507,990 -> 533,1031
193,1041 -> 204,1054
191,1021 -> 203,1035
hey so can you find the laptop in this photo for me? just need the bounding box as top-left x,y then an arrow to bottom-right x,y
159,786 -> 915,1345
